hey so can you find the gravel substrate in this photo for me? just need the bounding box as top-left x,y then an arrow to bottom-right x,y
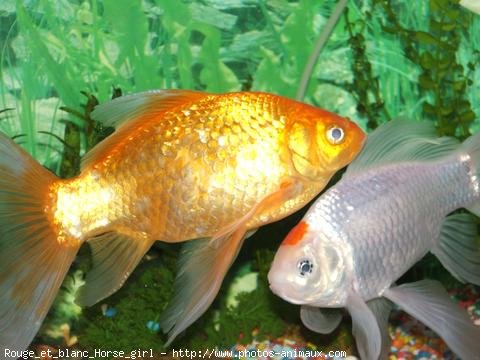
229,285 -> 480,360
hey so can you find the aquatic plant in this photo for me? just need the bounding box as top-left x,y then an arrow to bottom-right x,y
0,0 -> 479,353
343,7 -> 389,129
77,254 -> 175,351
375,0 -> 478,137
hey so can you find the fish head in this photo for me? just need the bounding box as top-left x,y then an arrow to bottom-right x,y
286,107 -> 365,181
268,220 -> 347,307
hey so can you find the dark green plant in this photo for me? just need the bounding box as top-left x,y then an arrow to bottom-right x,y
344,7 -> 389,129
58,90 -> 117,178
77,251 -> 176,351
376,0 -> 478,137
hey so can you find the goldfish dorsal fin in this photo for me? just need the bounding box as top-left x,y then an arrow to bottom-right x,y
81,89 -> 208,170
344,119 -> 459,178
75,232 -> 154,306
91,89 -> 207,128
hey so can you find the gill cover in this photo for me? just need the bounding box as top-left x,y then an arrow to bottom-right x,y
288,122 -> 320,180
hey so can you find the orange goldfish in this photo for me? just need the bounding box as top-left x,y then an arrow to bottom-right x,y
0,90 -> 365,351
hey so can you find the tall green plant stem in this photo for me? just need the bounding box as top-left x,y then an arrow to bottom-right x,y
296,0 -> 349,101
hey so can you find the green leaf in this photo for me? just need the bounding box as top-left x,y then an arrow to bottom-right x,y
453,80 -> 466,91
441,22 -> 456,31
418,74 -> 436,90
16,4 -> 78,107
438,57 -> 453,69
189,3 -> 237,30
445,9 -> 460,21
415,31 -> 439,46
429,0 -> 447,12
457,100 -> 472,113
459,110 -> 476,123
252,46 -> 291,95
420,52 -> 435,69
194,23 -> 240,92
440,106 -> 453,116
423,102 -> 436,114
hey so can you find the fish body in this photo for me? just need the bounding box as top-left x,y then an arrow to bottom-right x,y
268,120 -> 480,359
305,157 -> 475,302
0,90 -> 365,354
51,91 -> 358,243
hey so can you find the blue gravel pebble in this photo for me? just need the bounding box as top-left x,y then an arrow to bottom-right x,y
104,307 -> 117,317
146,320 -> 160,332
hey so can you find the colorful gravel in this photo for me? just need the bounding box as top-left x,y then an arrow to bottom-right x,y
230,285 -> 480,360
229,337 -> 355,360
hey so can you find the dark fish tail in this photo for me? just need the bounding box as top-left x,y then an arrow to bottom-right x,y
0,133 -> 79,356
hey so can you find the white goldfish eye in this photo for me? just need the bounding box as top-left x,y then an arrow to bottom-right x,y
297,258 -> 314,277
326,126 -> 344,145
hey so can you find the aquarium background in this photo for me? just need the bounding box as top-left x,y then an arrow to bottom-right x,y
0,0 -> 479,357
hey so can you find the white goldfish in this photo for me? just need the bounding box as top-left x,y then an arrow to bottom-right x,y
268,120 -> 480,359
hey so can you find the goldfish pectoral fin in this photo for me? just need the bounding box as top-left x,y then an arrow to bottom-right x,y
384,280 -> 480,359
300,306 -> 342,334
366,297 -> 393,360
346,291 -> 381,360
76,232 -> 154,306
344,120 -> 459,179
82,89 -> 208,170
431,213 -> 480,285
160,228 -> 247,346
0,133 -> 79,353
212,179 -> 301,242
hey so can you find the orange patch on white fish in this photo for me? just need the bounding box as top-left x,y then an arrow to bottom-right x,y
282,221 -> 308,246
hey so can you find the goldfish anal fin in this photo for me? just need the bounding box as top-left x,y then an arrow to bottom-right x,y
81,89 -> 208,170
160,227 -> 247,346
344,120 -> 459,178
75,232 -> 154,306
384,280 -> 480,359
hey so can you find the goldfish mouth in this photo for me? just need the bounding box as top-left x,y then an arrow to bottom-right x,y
268,283 -> 305,305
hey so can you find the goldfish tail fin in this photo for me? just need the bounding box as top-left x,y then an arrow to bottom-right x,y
0,134 -> 79,354
459,132 -> 480,216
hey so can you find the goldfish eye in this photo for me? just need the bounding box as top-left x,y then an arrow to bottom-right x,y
298,258 -> 314,276
326,126 -> 345,145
